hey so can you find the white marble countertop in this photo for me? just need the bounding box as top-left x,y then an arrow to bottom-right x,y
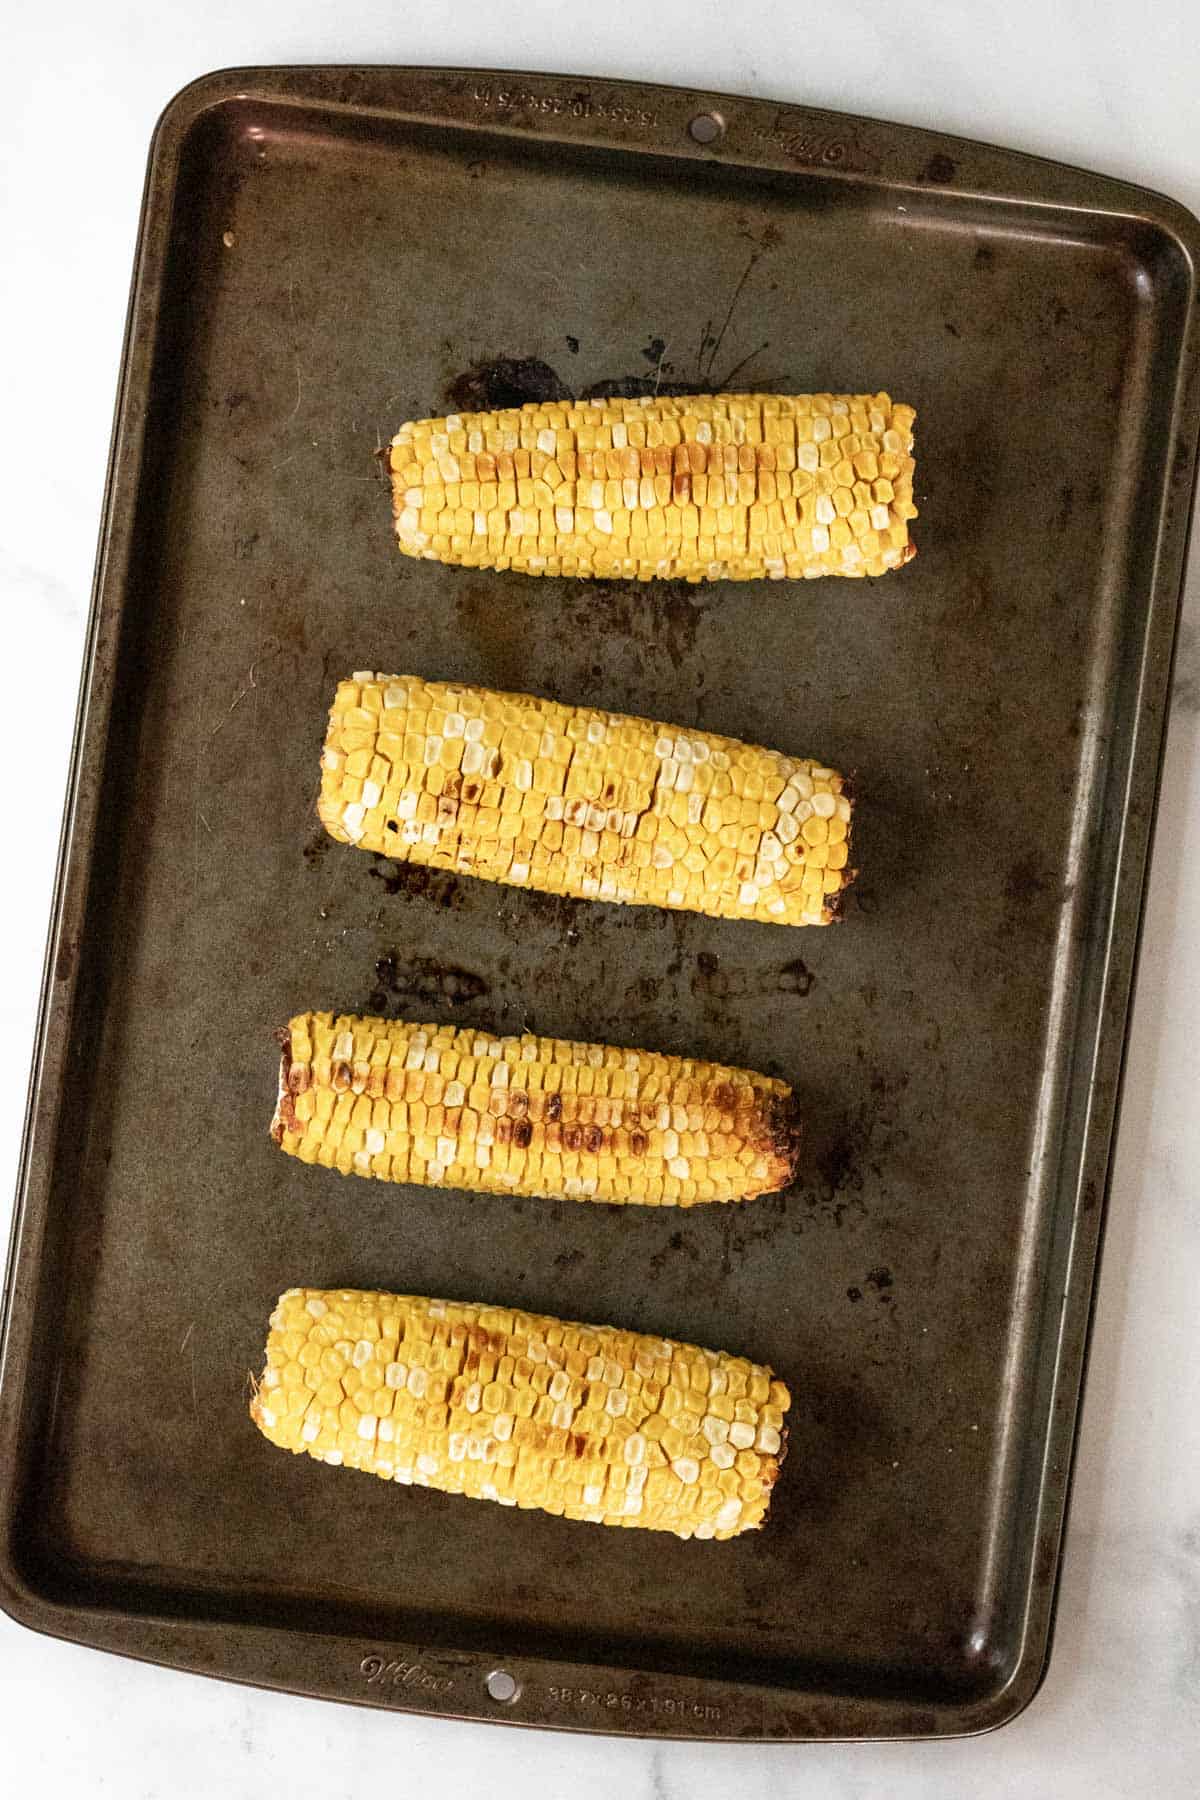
2,3 -> 1197,1793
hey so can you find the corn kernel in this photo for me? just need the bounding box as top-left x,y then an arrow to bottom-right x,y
253,1288 -> 790,1541
318,675 -> 855,927
389,394 -> 915,582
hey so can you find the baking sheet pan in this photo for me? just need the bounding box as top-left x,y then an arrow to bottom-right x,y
1,66 -> 1198,1741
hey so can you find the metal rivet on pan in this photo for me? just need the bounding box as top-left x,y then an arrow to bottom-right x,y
688,112 -> 725,146
485,1668 -> 521,1703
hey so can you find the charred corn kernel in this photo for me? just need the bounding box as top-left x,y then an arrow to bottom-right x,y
320,674 -> 855,926
273,1013 -> 801,1206
252,1289 -> 789,1538
390,395 -> 917,580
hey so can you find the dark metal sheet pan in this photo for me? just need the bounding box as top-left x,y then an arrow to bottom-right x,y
1,66 -> 1198,1742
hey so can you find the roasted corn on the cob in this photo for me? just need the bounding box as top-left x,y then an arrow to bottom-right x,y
272,1012 -> 801,1206
320,674 -> 854,926
389,391 -> 916,581
251,1287 -> 790,1538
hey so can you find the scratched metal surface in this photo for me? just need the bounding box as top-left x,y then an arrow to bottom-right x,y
1,69 -> 1197,1740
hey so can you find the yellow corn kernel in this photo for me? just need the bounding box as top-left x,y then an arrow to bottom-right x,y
273,1012 -> 801,1206
252,1288 -> 789,1539
390,394 -> 916,580
318,675 -> 855,926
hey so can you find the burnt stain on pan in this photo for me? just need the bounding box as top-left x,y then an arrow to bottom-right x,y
865,1266 -> 895,1305
1000,854 -> 1072,941
367,952 -> 489,1015
648,1229 -> 700,1280
778,959 -> 815,996
919,152 -> 958,184
493,888 -> 583,937
799,1069 -> 911,1226
813,1130 -> 861,1206
441,340 -> 727,421
301,827 -> 331,868
1003,854 -> 1052,905
691,953 -> 816,1001
367,856 -> 467,908
444,356 -> 572,412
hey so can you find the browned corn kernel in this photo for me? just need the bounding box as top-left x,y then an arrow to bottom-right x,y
389,392 -> 917,581
319,674 -> 854,926
272,1012 -> 801,1206
251,1288 -> 790,1538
